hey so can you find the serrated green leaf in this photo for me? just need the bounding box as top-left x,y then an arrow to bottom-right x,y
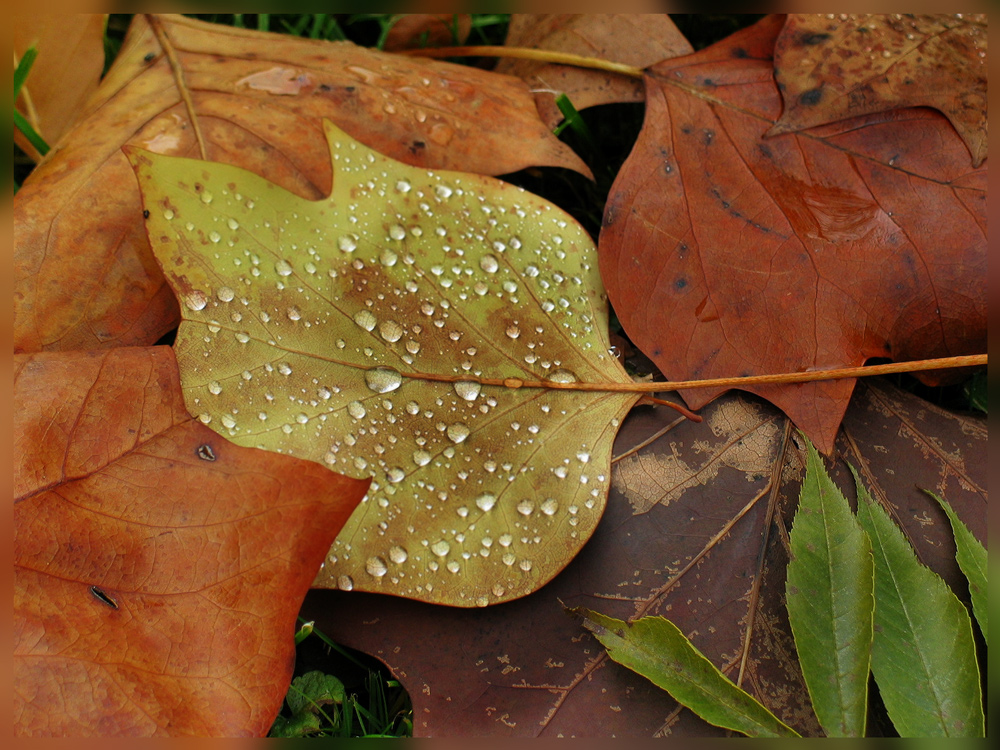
269,710 -> 322,738
127,121 -> 639,607
287,670 -> 346,716
925,490 -> 987,645
571,607 -> 800,738
852,469 -> 984,737
786,437 -> 873,737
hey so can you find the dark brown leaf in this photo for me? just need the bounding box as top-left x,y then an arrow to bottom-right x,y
305,377 -> 985,736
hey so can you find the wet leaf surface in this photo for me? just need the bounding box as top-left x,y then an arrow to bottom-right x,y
770,14 -> 988,166
305,378 -> 985,737
14,347 -> 369,736
14,13 -> 588,354
129,121 -> 638,607
496,14 -> 692,129
599,15 -> 986,453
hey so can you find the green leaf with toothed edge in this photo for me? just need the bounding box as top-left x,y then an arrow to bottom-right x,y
127,120 -> 640,608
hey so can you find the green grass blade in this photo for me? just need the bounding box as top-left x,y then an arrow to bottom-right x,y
786,440 -> 873,736
853,470 -> 984,737
571,607 -> 800,737
14,46 -> 39,101
925,490 -> 987,645
14,109 -> 50,157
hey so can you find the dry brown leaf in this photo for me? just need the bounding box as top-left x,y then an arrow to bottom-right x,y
14,13 -> 589,354
14,13 -> 107,161
769,13 -> 988,166
383,14 -> 472,51
496,14 -> 693,128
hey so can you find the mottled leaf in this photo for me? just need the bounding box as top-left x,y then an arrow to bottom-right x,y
14,13 -> 588,353
128,120 -> 638,607
496,14 -> 692,128
925,490 -> 987,644
571,608 -> 799,737
853,469 -> 984,737
599,15 -> 986,453
786,438 -> 872,737
14,347 -> 369,737
769,13 -> 988,166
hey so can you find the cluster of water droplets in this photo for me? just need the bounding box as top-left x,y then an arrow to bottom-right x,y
154,127 -> 633,606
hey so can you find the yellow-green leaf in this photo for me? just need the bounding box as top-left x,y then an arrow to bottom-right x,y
127,121 -> 639,607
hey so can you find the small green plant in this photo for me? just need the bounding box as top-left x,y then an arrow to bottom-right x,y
270,620 -> 412,738
575,435 -> 987,737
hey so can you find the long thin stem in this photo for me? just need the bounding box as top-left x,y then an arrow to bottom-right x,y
400,45 -> 645,79
148,14 -> 208,160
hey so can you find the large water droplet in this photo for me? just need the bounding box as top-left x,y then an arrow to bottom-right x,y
207,380 -> 222,395
287,306 -> 301,321
274,259 -> 293,276
519,559 -> 533,572
386,466 -> 405,483
480,255 -> 499,273
366,556 -> 388,577
431,540 -> 450,557
379,320 -> 403,342
446,560 -> 460,573
540,498 -> 559,516
338,574 -> 354,591
221,414 -> 236,429
389,545 -> 408,564
547,369 -> 578,384
517,499 -> 534,516
338,235 -> 357,253
353,310 -> 377,331
179,290 -> 207,313
389,224 -> 406,241
365,367 -> 402,393
413,449 -> 431,466
475,492 -> 497,512
347,401 -> 366,420
446,423 -> 470,444
453,381 -> 481,401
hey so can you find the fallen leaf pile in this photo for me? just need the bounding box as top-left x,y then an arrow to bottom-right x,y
13,12 -> 986,737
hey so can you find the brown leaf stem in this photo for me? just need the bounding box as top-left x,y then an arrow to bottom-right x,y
147,14 -> 208,160
399,45 -> 645,79
393,353 -> 986,394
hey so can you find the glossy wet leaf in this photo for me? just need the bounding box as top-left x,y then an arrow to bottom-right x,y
853,469 -> 984,737
496,14 -> 692,128
14,347 -> 369,737
599,15 -> 987,453
14,13 -> 588,353
305,378 -> 985,736
129,120 -> 638,607
770,14 -> 988,166
786,439 -> 872,737
925,490 -> 987,645
571,608 -> 799,737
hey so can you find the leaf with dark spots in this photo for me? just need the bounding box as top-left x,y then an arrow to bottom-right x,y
14,13 -> 588,354
496,14 -> 692,129
304,377 -> 985,737
128,121 -> 641,607
14,347 -> 369,737
599,14 -> 986,453
769,14 -> 988,166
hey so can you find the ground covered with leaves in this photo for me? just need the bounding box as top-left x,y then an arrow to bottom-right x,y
14,13 -> 986,738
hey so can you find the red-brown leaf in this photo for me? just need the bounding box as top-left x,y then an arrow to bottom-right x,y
496,14 -> 692,128
383,14 -> 471,51
13,13 -> 588,354
769,14 -> 988,166
599,15 -> 986,453
14,347 -> 369,737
